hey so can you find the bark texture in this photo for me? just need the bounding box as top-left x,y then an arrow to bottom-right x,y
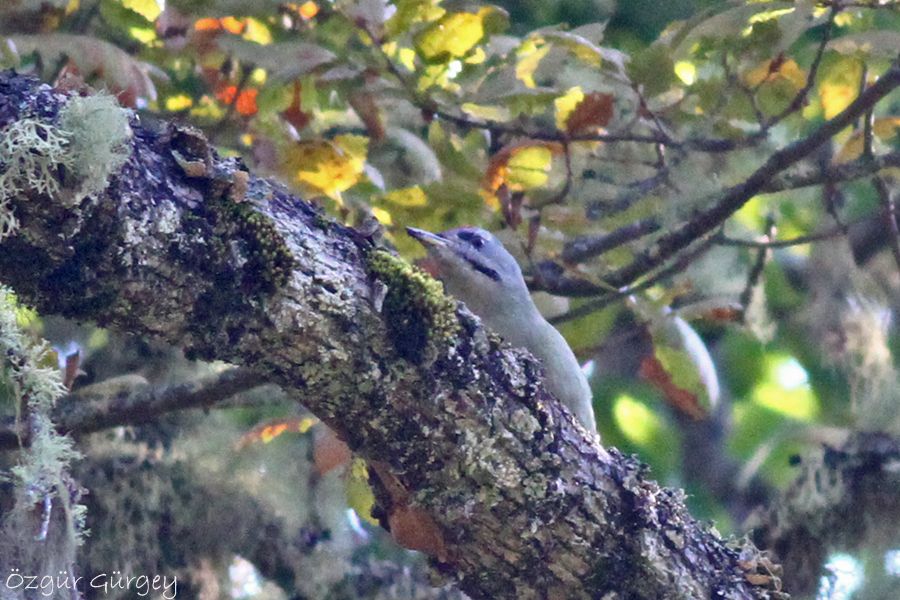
0,72 -> 781,599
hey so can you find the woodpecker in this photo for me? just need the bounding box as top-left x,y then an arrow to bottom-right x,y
407,226 -> 598,437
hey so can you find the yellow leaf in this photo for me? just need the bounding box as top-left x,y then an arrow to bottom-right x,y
506,145 -> 553,189
465,47 -> 486,65
386,0 -> 445,39
121,0 -> 160,21
398,47 -> 417,71
748,7 -> 795,24
346,459 -> 378,525
612,394 -> 664,446
383,186 -> 428,207
515,39 -> 550,88
371,207 -> 392,225
752,355 -> 818,420
743,58 -> 805,90
834,117 -> 900,164
819,57 -> 863,119
873,116 -> 900,140
674,60 -> 696,85
834,11 -> 854,27
128,27 -> 157,43
165,94 -> 193,111
484,142 -> 558,193
777,59 -> 806,89
243,18 -> 273,45
554,86 -> 584,130
461,102 -> 511,122
287,135 -> 369,202
415,8 -> 493,61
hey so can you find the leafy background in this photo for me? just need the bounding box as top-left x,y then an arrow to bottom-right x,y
2,0 -> 900,598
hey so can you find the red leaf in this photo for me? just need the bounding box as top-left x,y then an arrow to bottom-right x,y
313,427 -> 353,475
565,92 -> 614,135
281,81 -> 312,131
388,505 -> 448,562
639,355 -> 707,420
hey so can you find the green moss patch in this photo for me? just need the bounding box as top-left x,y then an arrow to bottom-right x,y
367,249 -> 459,363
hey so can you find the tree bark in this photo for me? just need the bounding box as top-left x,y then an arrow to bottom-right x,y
0,72 -> 782,599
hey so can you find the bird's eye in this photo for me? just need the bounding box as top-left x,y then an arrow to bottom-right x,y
457,230 -> 486,249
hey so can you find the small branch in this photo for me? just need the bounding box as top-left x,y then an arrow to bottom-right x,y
762,150 -> 900,193
873,175 -> 900,270
714,223 -> 850,249
817,0 -> 900,9
364,21 -> 767,154
549,235 -> 716,325
562,219 -> 661,264
600,60 -> 900,290
763,6 -> 837,130
738,216 -> 776,321
585,166 -> 674,219
0,368 -> 266,450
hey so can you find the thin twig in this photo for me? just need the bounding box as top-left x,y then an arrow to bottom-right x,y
873,175 -> 900,271
762,149 -> 900,193
599,61 -> 900,290
714,223 -> 851,248
763,6 -> 838,129
562,219 -> 661,263
549,236 -> 716,325
738,216 -> 776,321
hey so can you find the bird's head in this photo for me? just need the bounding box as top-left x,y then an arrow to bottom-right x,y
406,226 -> 529,308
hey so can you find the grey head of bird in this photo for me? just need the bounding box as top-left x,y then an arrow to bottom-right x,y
405,226 -> 531,316
407,225 -> 601,438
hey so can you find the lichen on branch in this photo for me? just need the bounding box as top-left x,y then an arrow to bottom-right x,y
367,248 -> 459,363
0,93 -> 131,240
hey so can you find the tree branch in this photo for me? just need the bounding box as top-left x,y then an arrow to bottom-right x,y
601,60 -> 900,290
0,368 -> 265,450
0,72 -> 781,599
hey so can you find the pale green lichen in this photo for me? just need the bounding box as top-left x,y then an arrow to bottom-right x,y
0,286 -> 86,578
0,93 -> 131,241
0,118 -> 73,238
58,94 -> 132,203
367,249 -> 459,363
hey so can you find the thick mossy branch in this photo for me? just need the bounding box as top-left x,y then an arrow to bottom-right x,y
0,72 -> 779,600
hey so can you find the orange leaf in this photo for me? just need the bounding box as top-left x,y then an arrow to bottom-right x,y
639,355 -> 707,420
298,1 -> 319,20
235,88 -> 258,116
194,18 -> 222,32
388,505 -> 448,562
565,92 -> 614,135
483,141 -> 561,194
236,416 -> 318,449
216,84 -> 238,105
313,427 -> 353,475
220,16 -> 246,34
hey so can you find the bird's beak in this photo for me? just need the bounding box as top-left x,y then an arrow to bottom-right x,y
406,227 -> 448,248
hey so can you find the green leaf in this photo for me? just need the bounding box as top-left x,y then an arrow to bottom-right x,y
216,39 -> 336,80
627,45 -> 675,97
